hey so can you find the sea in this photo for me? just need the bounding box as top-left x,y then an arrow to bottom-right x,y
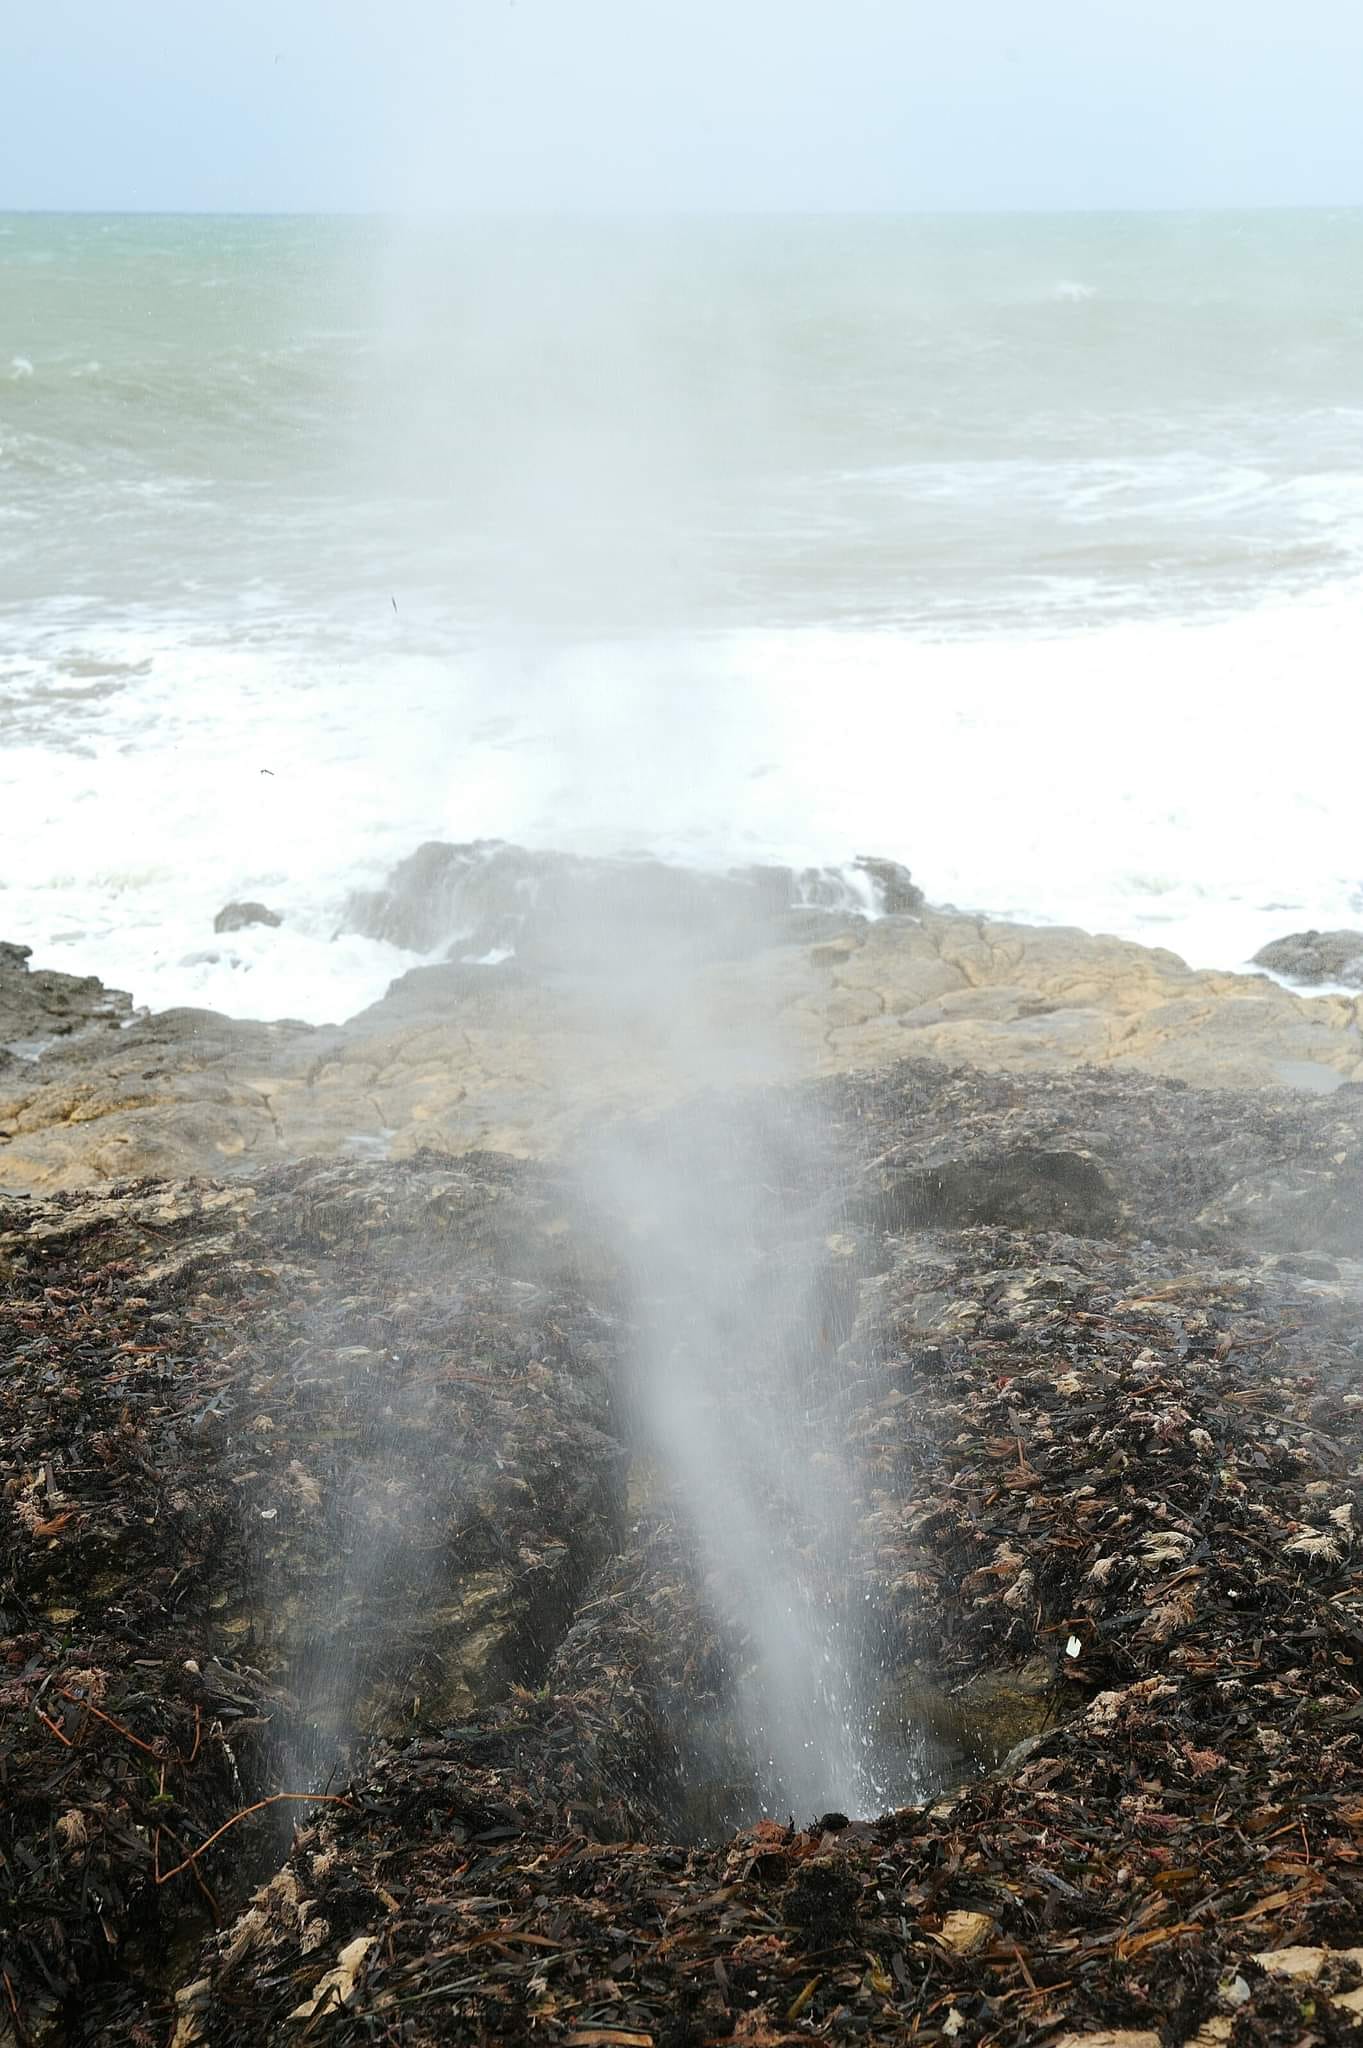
4,209 -> 1363,1025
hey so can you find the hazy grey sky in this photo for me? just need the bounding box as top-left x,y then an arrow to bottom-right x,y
8,0 -> 1363,213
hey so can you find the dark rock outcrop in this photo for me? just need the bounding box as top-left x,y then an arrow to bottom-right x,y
852,853 -> 925,914
342,838 -> 919,969
212,900 -> 283,933
1254,926 -> 1363,985
830,1059 -> 1363,1259
0,939 -> 132,1052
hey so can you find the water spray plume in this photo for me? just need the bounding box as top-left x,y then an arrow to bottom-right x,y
559,878 -> 887,1821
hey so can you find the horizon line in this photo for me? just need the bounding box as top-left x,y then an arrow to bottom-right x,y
5,200 -> 1363,222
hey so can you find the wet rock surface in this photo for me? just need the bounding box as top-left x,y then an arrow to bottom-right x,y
833,1061 -> 1363,1258
0,939 -> 132,1058
341,839 -> 916,964
7,847 -> 1363,1192
0,1005 -> 318,1192
8,1061 -> 1363,2041
1254,928 -> 1363,987
213,902 -> 283,934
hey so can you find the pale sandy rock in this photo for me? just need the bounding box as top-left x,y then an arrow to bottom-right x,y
814,915 -> 1363,1089
5,907 -> 1363,1193
0,1007 -> 312,1191
1183,2024 -> 1232,2048
169,1978 -> 209,2048
1252,1945 -> 1329,1978
1053,2033 -> 1161,2048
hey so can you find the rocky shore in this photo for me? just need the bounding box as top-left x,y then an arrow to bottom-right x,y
4,845 -> 1363,1195
6,850 -> 1363,2046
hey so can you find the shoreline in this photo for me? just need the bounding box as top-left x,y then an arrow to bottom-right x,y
5,844 -> 1363,1198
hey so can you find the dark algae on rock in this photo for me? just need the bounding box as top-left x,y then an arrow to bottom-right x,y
0,1156 -> 626,2043
163,1207 -> 1363,2047
7,1061 -> 1363,2043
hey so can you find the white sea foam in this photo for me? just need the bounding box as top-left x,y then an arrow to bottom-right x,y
3,582 -> 1362,1024
6,210 -> 1363,1025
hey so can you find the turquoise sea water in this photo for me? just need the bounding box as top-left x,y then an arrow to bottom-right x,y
5,211 -> 1363,1019
10,211 -> 1363,628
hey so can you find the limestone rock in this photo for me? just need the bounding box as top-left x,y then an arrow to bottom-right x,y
0,1005 -> 314,1191
8,860 -> 1363,1193
814,912 -> 1363,1091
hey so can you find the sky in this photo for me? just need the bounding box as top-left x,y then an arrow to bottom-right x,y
7,0 -> 1363,213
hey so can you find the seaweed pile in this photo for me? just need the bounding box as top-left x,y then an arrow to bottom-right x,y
7,1059 -> 1363,2046
164,1209 -> 1363,2047
0,1157 -> 626,2041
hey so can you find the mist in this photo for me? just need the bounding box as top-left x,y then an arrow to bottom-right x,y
185,0 -> 1363,1816
545,880 -> 896,1818
12,0 -> 1363,2034
349,163 -> 916,1810
9,0 -> 1363,1844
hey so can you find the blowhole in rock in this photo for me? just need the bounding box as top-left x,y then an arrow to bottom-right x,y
652,1649 -> 1023,1847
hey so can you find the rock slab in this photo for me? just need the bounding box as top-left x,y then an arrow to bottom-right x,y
5,896 -> 1363,1194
